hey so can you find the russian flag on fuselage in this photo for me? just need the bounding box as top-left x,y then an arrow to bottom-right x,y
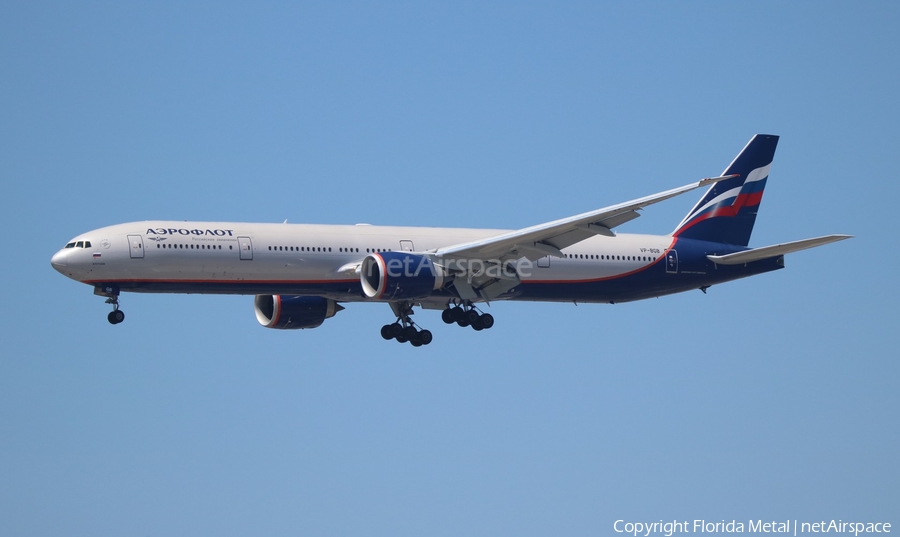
673,134 -> 779,247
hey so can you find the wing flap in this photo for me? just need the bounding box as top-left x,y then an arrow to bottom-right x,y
707,235 -> 852,265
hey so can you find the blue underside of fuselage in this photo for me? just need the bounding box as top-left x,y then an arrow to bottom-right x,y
95,238 -> 784,305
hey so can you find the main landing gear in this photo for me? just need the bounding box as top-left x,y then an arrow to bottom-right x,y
441,303 -> 494,331
380,322 -> 433,346
380,301 -> 494,346
381,302 -> 433,346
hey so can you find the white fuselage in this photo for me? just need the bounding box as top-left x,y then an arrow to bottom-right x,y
51,220 -> 675,303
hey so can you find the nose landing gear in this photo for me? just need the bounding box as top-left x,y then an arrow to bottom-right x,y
96,285 -> 125,325
106,299 -> 125,325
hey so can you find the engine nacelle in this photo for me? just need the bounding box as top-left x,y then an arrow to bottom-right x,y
254,295 -> 342,329
360,251 -> 445,300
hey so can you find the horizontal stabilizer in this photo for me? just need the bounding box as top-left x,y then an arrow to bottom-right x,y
707,235 -> 852,265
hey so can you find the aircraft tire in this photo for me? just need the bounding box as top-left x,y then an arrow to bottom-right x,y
403,326 -> 418,340
419,330 -> 433,345
381,325 -> 394,340
441,309 -> 454,324
108,310 -> 124,324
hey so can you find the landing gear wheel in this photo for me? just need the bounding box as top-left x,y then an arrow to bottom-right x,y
409,330 -> 424,346
389,323 -> 404,338
479,313 -> 494,329
441,309 -> 454,324
466,309 -> 480,324
403,326 -> 418,341
419,330 -> 433,345
107,310 -> 125,324
381,324 -> 394,340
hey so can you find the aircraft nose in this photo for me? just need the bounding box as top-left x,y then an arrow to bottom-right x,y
50,250 -> 68,272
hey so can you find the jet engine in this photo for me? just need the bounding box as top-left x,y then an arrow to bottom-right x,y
254,295 -> 343,329
360,251 -> 445,300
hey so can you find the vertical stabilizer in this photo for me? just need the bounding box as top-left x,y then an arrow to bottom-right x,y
673,134 -> 779,246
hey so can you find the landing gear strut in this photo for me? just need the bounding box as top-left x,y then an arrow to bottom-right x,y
441,302 -> 494,331
96,285 -> 125,325
106,297 -> 125,325
381,302 -> 432,346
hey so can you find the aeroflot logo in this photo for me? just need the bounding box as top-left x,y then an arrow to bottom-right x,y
146,228 -> 235,237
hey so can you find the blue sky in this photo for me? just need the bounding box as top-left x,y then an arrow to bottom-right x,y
1,2 -> 897,536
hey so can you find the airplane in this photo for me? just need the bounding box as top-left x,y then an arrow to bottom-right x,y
51,134 -> 850,346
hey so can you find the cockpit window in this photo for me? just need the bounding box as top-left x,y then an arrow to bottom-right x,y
65,242 -> 75,248
75,241 -> 84,248
84,241 -> 91,248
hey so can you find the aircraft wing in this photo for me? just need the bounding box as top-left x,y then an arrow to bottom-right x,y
434,175 -> 737,261
706,235 -> 852,265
